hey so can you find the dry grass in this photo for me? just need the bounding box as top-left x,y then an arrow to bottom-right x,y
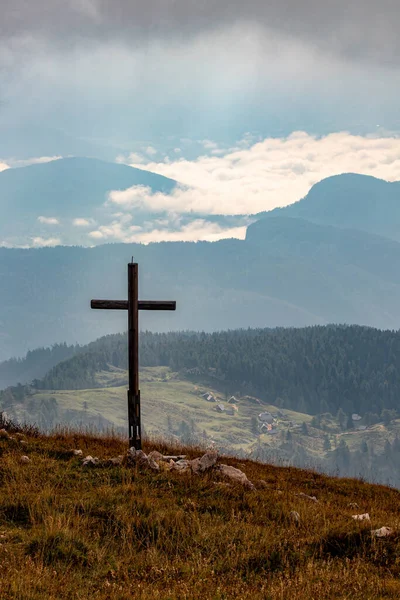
0,425 -> 400,599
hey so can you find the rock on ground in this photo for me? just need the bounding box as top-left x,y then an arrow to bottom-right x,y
126,448 -> 160,471
297,492 -> 318,503
290,510 -> 300,523
372,526 -> 393,538
20,456 -> 30,464
171,459 -> 191,473
190,451 -> 218,474
82,455 -> 100,467
217,464 -> 255,489
352,513 -> 370,521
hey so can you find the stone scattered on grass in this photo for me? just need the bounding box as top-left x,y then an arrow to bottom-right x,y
190,451 -> 218,474
20,455 -> 30,464
126,448 -> 160,471
290,510 -> 300,523
171,459 -> 191,473
162,455 -> 187,461
82,455 -> 100,467
217,464 -> 255,489
348,502 -> 359,509
148,450 -> 164,462
296,492 -> 318,503
372,526 -> 393,538
352,513 -> 370,522
78,447 -> 257,488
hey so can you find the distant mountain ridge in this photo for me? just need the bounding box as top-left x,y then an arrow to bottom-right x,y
270,173 -> 400,241
1,165 -> 400,359
0,157 -> 251,247
0,157 -> 179,246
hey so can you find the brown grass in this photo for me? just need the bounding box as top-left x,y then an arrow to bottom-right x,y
0,427 -> 400,599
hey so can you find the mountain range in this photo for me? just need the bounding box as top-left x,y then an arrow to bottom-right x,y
1,159 -> 400,360
270,173 -> 400,242
0,157 -> 249,247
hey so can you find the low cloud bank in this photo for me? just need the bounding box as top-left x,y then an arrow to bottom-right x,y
114,132 -> 400,217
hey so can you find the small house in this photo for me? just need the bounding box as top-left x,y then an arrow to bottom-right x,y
201,392 -> 216,402
216,404 -> 225,413
258,411 -> 274,424
260,423 -> 276,434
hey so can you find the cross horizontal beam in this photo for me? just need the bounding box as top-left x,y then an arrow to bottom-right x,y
91,299 -> 176,311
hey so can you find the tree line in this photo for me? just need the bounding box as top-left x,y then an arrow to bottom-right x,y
6,325 -> 396,417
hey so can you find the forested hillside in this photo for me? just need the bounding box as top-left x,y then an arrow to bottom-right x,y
7,324 -> 400,418
0,343 -> 79,389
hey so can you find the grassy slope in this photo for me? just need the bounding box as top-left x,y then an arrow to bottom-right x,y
17,366 -> 399,461
1,428 -> 400,599
20,367 -> 312,453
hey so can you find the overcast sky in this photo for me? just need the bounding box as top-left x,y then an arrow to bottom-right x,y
1,0 -> 400,245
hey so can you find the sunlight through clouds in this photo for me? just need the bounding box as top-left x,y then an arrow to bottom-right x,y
116,132 -> 400,215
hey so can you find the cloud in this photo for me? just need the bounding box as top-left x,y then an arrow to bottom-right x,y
0,162 -> 10,172
8,156 -> 62,167
72,218 -> 94,227
132,220 -> 247,244
144,146 -> 157,156
1,20 -> 400,154
115,132 -> 400,215
1,0 -> 400,66
88,214 -> 140,240
31,236 -> 61,247
88,231 -> 104,239
86,207 -> 247,244
37,216 -> 60,225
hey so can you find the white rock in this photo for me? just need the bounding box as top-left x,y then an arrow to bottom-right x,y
290,510 -> 300,523
372,526 -> 393,538
148,450 -> 164,462
82,455 -> 100,467
127,448 -> 159,471
190,451 -> 218,474
352,513 -> 370,521
73,449 -> 83,456
171,459 -> 191,473
297,492 -> 318,503
163,455 -> 187,461
20,455 -> 30,464
217,464 -> 255,489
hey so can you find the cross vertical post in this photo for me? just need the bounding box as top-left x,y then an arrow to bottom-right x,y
90,261 -> 176,449
128,263 -> 141,449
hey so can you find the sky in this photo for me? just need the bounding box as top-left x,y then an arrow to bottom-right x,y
1,0 -> 400,245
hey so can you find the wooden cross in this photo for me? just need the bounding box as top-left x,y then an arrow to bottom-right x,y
91,262 -> 176,449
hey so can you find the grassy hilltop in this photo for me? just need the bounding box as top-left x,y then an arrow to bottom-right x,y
1,423 -> 400,599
